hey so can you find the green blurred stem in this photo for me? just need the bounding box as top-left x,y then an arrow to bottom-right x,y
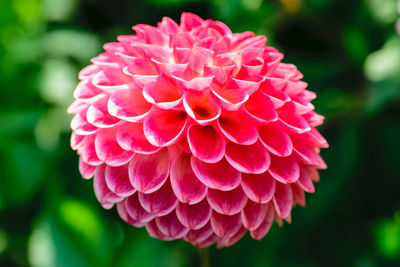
198,248 -> 210,267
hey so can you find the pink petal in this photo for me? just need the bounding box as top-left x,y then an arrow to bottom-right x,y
241,201 -> 269,231
297,165 -> 315,193
143,109 -> 188,147
291,183 -> 306,207
259,124 -> 293,157
93,165 -> 123,209
71,111 -> 98,135
183,91 -> 221,125
108,86 -> 152,122
116,122 -> 160,154
272,183 -> 293,219
73,79 -> 104,102
128,149 -> 170,193
210,212 -> 242,238
207,186 -> 247,215
158,16 -> 180,34
195,234 -> 219,248
79,158 -> 96,179
155,212 -> 189,239
260,80 -> 290,109
78,64 -> 100,80
225,141 -> 270,174
142,74 -> 183,109
180,12 -> 204,31
116,200 -> 144,227
223,226 -> 247,247
92,70 -> 131,91
293,128 -> 329,149
95,129 -> 134,167
241,172 -> 276,203
191,157 -> 241,191
184,223 -> 214,243
292,139 -> 327,169
105,164 -> 135,197
217,112 -> 258,145
211,81 -> 250,111
268,155 -> 300,184
81,136 -> 102,166
250,205 -> 274,240
277,102 -> 311,134
176,199 -> 212,230
172,75 -> 214,92
125,193 -> 154,223
170,153 -> 207,204
87,97 -> 120,128
145,220 -> 173,241
243,91 -> 278,123
138,180 -> 178,216
187,125 -> 225,163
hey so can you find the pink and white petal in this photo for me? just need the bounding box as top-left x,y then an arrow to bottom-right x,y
142,74 -> 183,109
217,112 -> 258,145
243,91 -> 278,123
93,165 -> 123,209
277,103 -> 311,134
105,164 -> 135,197
297,165 -> 315,193
180,12 -> 204,31
187,125 -> 225,163
250,205 -> 274,240
128,149 -> 170,193
225,141 -> 270,174
259,80 -> 290,109
116,200 -> 143,227
210,212 -> 242,238
158,16 -> 180,34
125,193 -> 154,223
293,128 -> 329,149
145,220 -> 173,241
176,199 -> 212,230
291,183 -> 306,207
272,183 -> 293,219
259,124 -> 293,157
87,97 -> 120,128
191,156 -> 241,191
108,87 -> 152,122
241,201 -> 269,231
211,84 -> 249,111
92,70 -> 131,91
223,226 -> 247,247
138,180 -> 178,216
207,187 -> 247,215
79,158 -> 96,179
268,155 -> 300,184
241,172 -> 276,203
95,129 -> 134,167
143,109 -> 188,147
67,101 -> 87,114
183,92 -> 221,126
184,223 -> 214,243
73,79 -> 104,103
81,137 -> 102,166
116,122 -> 160,154
155,212 -> 189,239
78,64 -> 100,80
170,153 -> 207,204
194,234 -> 219,248
292,139 -> 326,169
71,111 -> 98,135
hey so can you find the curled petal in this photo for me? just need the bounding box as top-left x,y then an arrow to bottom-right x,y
259,124 -> 293,157
94,165 -> 123,209
277,102 -> 310,134
156,212 -> 189,239
210,212 -> 241,238
79,158 -> 96,179
95,129 -> 134,166
125,193 -> 154,223
176,199 -> 212,230
87,97 -> 120,128
207,186 -> 247,215
250,205 -> 274,239
143,74 -> 183,109
143,109 -> 188,147
225,141 -> 270,174
116,122 -> 160,154
183,91 -> 221,125
138,180 -> 178,216
217,112 -> 258,145
170,153 -> 207,204
187,125 -> 225,163
105,164 -> 136,197
108,86 -> 152,122
241,201 -> 269,231
191,156 -> 241,191
241,172 -> 276,203
184,223 -> 214,243
243,91 -> 278,123
129,149 -> 170,193
145,220 -> 173,241
268,155 -> 300,184
272,183 -> 293,219
297,165 -> 315,193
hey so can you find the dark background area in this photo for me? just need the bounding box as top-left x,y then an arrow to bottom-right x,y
0,0 -> 399,266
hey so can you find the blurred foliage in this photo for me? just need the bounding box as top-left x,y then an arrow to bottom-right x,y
0,0 -> 399,266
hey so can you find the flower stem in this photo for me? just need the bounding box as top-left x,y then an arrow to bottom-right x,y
198,247 -> 210,267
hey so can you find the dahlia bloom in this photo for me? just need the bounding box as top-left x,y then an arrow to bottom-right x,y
68,13 -> 328,248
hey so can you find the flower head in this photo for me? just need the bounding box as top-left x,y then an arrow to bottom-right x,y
68,12 -> 328,248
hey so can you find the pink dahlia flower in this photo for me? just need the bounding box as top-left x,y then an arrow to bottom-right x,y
68,13 -> 328,248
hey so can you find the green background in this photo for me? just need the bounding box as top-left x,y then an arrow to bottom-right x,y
1,0 -> 400,266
